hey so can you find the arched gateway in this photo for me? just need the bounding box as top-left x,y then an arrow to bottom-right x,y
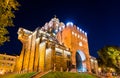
76,50 -> 87,72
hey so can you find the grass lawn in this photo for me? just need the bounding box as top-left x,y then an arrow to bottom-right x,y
0,72 -> 36,78
0,71 -> 99,78
41,71 -> 99,78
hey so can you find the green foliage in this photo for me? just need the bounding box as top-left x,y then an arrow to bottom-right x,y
98,46 -> 120,72
41,71 -> 98,78
0,0 -> 20,45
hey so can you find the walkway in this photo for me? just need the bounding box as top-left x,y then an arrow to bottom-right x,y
31,70 -> 51,78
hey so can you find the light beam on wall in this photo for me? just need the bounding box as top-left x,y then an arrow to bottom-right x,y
77,50 -> 86,61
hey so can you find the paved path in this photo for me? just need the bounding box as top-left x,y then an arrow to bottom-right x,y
31,70 -> 51,78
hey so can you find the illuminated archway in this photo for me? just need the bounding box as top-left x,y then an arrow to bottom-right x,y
76,50 -> 87,72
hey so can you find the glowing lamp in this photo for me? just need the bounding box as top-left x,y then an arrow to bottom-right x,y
82,30 -> 84,33
77,27 -> 79,30
79,29 -> 82,32
85,32 -> 87,36
66,22 -> 73,26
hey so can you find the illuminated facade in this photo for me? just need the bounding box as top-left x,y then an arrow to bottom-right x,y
90,56 -> 98,74
0,54 -> 17,74
15,17 -> 91,73
14,27 -> 71,72
56,21 -> 91,72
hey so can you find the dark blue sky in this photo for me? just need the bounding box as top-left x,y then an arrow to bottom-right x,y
0,0 -> 120,57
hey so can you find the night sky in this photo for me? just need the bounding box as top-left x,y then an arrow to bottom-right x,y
0,0 -> 120,57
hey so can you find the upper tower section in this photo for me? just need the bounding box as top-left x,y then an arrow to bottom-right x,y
40,17 -> 65,35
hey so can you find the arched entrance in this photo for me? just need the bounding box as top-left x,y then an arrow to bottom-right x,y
76,50 -> 87,72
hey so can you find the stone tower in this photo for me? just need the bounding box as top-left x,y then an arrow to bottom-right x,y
56,21 -> 91,72
42,17 -> 91,72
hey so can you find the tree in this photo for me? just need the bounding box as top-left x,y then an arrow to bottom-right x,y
98,46 -> 120,73
0,0 -> 20,45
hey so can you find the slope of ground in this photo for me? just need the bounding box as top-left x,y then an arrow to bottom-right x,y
0,71 -> 100,78
41,72 -> 99,78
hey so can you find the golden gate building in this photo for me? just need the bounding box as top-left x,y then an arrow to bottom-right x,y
15,17 -> 91,73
